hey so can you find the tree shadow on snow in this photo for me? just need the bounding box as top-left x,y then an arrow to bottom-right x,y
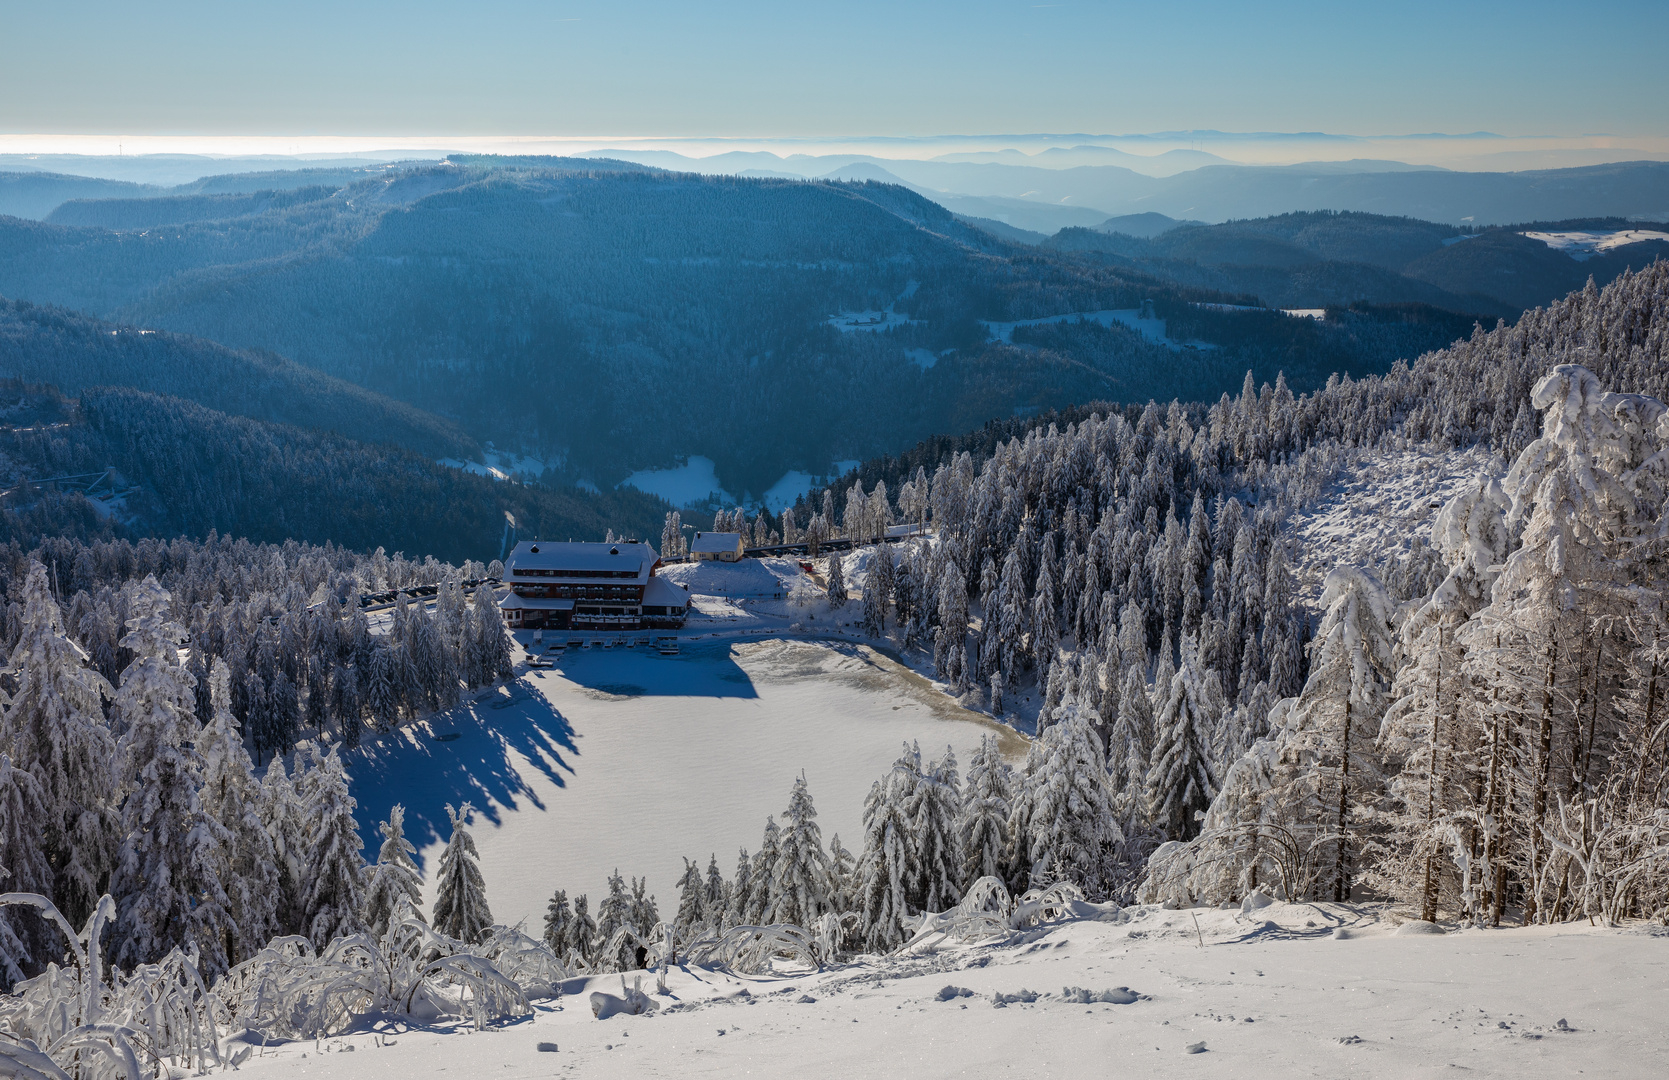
552,640 -> 760,700
347,677 -> 581,872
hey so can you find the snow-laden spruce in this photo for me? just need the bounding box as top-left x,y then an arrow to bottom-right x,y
109,576 -> 237,976
365,803 -> 426,938
432,802 -> 493,944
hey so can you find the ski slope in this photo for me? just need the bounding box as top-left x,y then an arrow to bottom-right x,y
349,639 -> 1023,931
229,899 -> 1668,1079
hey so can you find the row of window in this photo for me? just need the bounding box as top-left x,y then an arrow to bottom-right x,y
516,585 -> 643,600
513,568 -> 644,579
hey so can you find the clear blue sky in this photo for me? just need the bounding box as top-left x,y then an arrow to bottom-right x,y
4,0 -> 1665,137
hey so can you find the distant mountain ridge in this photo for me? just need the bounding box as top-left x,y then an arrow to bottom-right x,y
0,296 -> 480,460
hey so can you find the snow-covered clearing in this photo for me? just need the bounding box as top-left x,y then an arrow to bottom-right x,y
828,309 -> 915,332
228,900 -> 1668,1079
349,638 -> 1022,932
658,555 -> 805,598
437,446 -> 550,483
1283,444 -> 1501,613
619,455 -> 736,507
1522,229 -> 1669,260
982,309 -> 1182,349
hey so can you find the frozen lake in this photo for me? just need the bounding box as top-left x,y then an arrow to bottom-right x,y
348,638 -> 1023,930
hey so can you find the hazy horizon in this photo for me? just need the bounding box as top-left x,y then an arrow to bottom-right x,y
4,130 -> 1668,176
5,2 -> 1666,144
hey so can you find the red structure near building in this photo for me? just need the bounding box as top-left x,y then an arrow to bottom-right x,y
499,540 -> 688,632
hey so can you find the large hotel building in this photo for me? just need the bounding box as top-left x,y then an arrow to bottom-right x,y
498,540 -> 689,632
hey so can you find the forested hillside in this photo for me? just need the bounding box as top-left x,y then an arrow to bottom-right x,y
0,161 -> 1458,498
1046,210 -> 1669,315
772,264 -> 1669,919
0,383 -> 669,560
0,298 -> 479,459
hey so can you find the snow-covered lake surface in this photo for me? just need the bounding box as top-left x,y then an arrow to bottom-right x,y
621,458 -> 858,511
982,309 -> 1180,349
1522,228 -> 1669,261
619,456 -> 736,507
349,638 -> 1022,931
227,898 -> 1668,1079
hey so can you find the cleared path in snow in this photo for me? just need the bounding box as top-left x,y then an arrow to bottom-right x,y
349,638 -> 1023,930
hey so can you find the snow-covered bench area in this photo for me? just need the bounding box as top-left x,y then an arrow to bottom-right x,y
220,897 -> 1667,1080
350,638 -> 1021,933
1283,444 -> 1501,613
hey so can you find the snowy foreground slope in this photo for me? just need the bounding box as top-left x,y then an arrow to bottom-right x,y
231,901 -> 1666,1080
350,639 -> 1021,929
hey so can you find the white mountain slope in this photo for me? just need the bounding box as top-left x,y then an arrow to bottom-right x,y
232,900 -> 1666,1079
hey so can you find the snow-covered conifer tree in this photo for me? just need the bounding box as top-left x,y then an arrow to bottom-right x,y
301,748 -> 367,947
826,554 -> 847,610
596,870 -> 633,968
853,746 -> 919,951
365,642 -> 401,733
935,562 -> 968,680
957,734 -> 1012,885
109,577 -> 235,975
0,755 -> 51,984
543,889 -> 572,954
862,561 -> 889,637
258,755 -> 308,934
431,802 -> 493,943
629,877 -> 659,941
199,659 -> 282,961
828,833 -> 855,911
704,853 -> 727,925
1015,703 -> 1122,894
674,857 -> 707,938
727,848 -> 752,927
747,817 -> 781,924
909,748 -> 964,912
470,584 -> 513,687
363,803 -> 426,938
768,775 -> 836,928
1280,566 -> 1397,900
1144,632 -> 1225,841
1,561 -> 116,926
568,893 -> 597,962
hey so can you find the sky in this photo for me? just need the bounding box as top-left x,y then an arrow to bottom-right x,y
3,0 -> 1666,141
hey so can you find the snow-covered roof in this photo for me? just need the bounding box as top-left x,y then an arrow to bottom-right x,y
499,594 -> 576,610
642,575 -> 689,608
690,531 -> 744,554
504,540 -> 657,582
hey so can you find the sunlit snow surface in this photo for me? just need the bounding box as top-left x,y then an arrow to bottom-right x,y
349,639 -> 1021,930
619,456 -> 736,507
228,899 -> 1668,1079
1522,229 -> 1669,261
1284,445 -> 1502,614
